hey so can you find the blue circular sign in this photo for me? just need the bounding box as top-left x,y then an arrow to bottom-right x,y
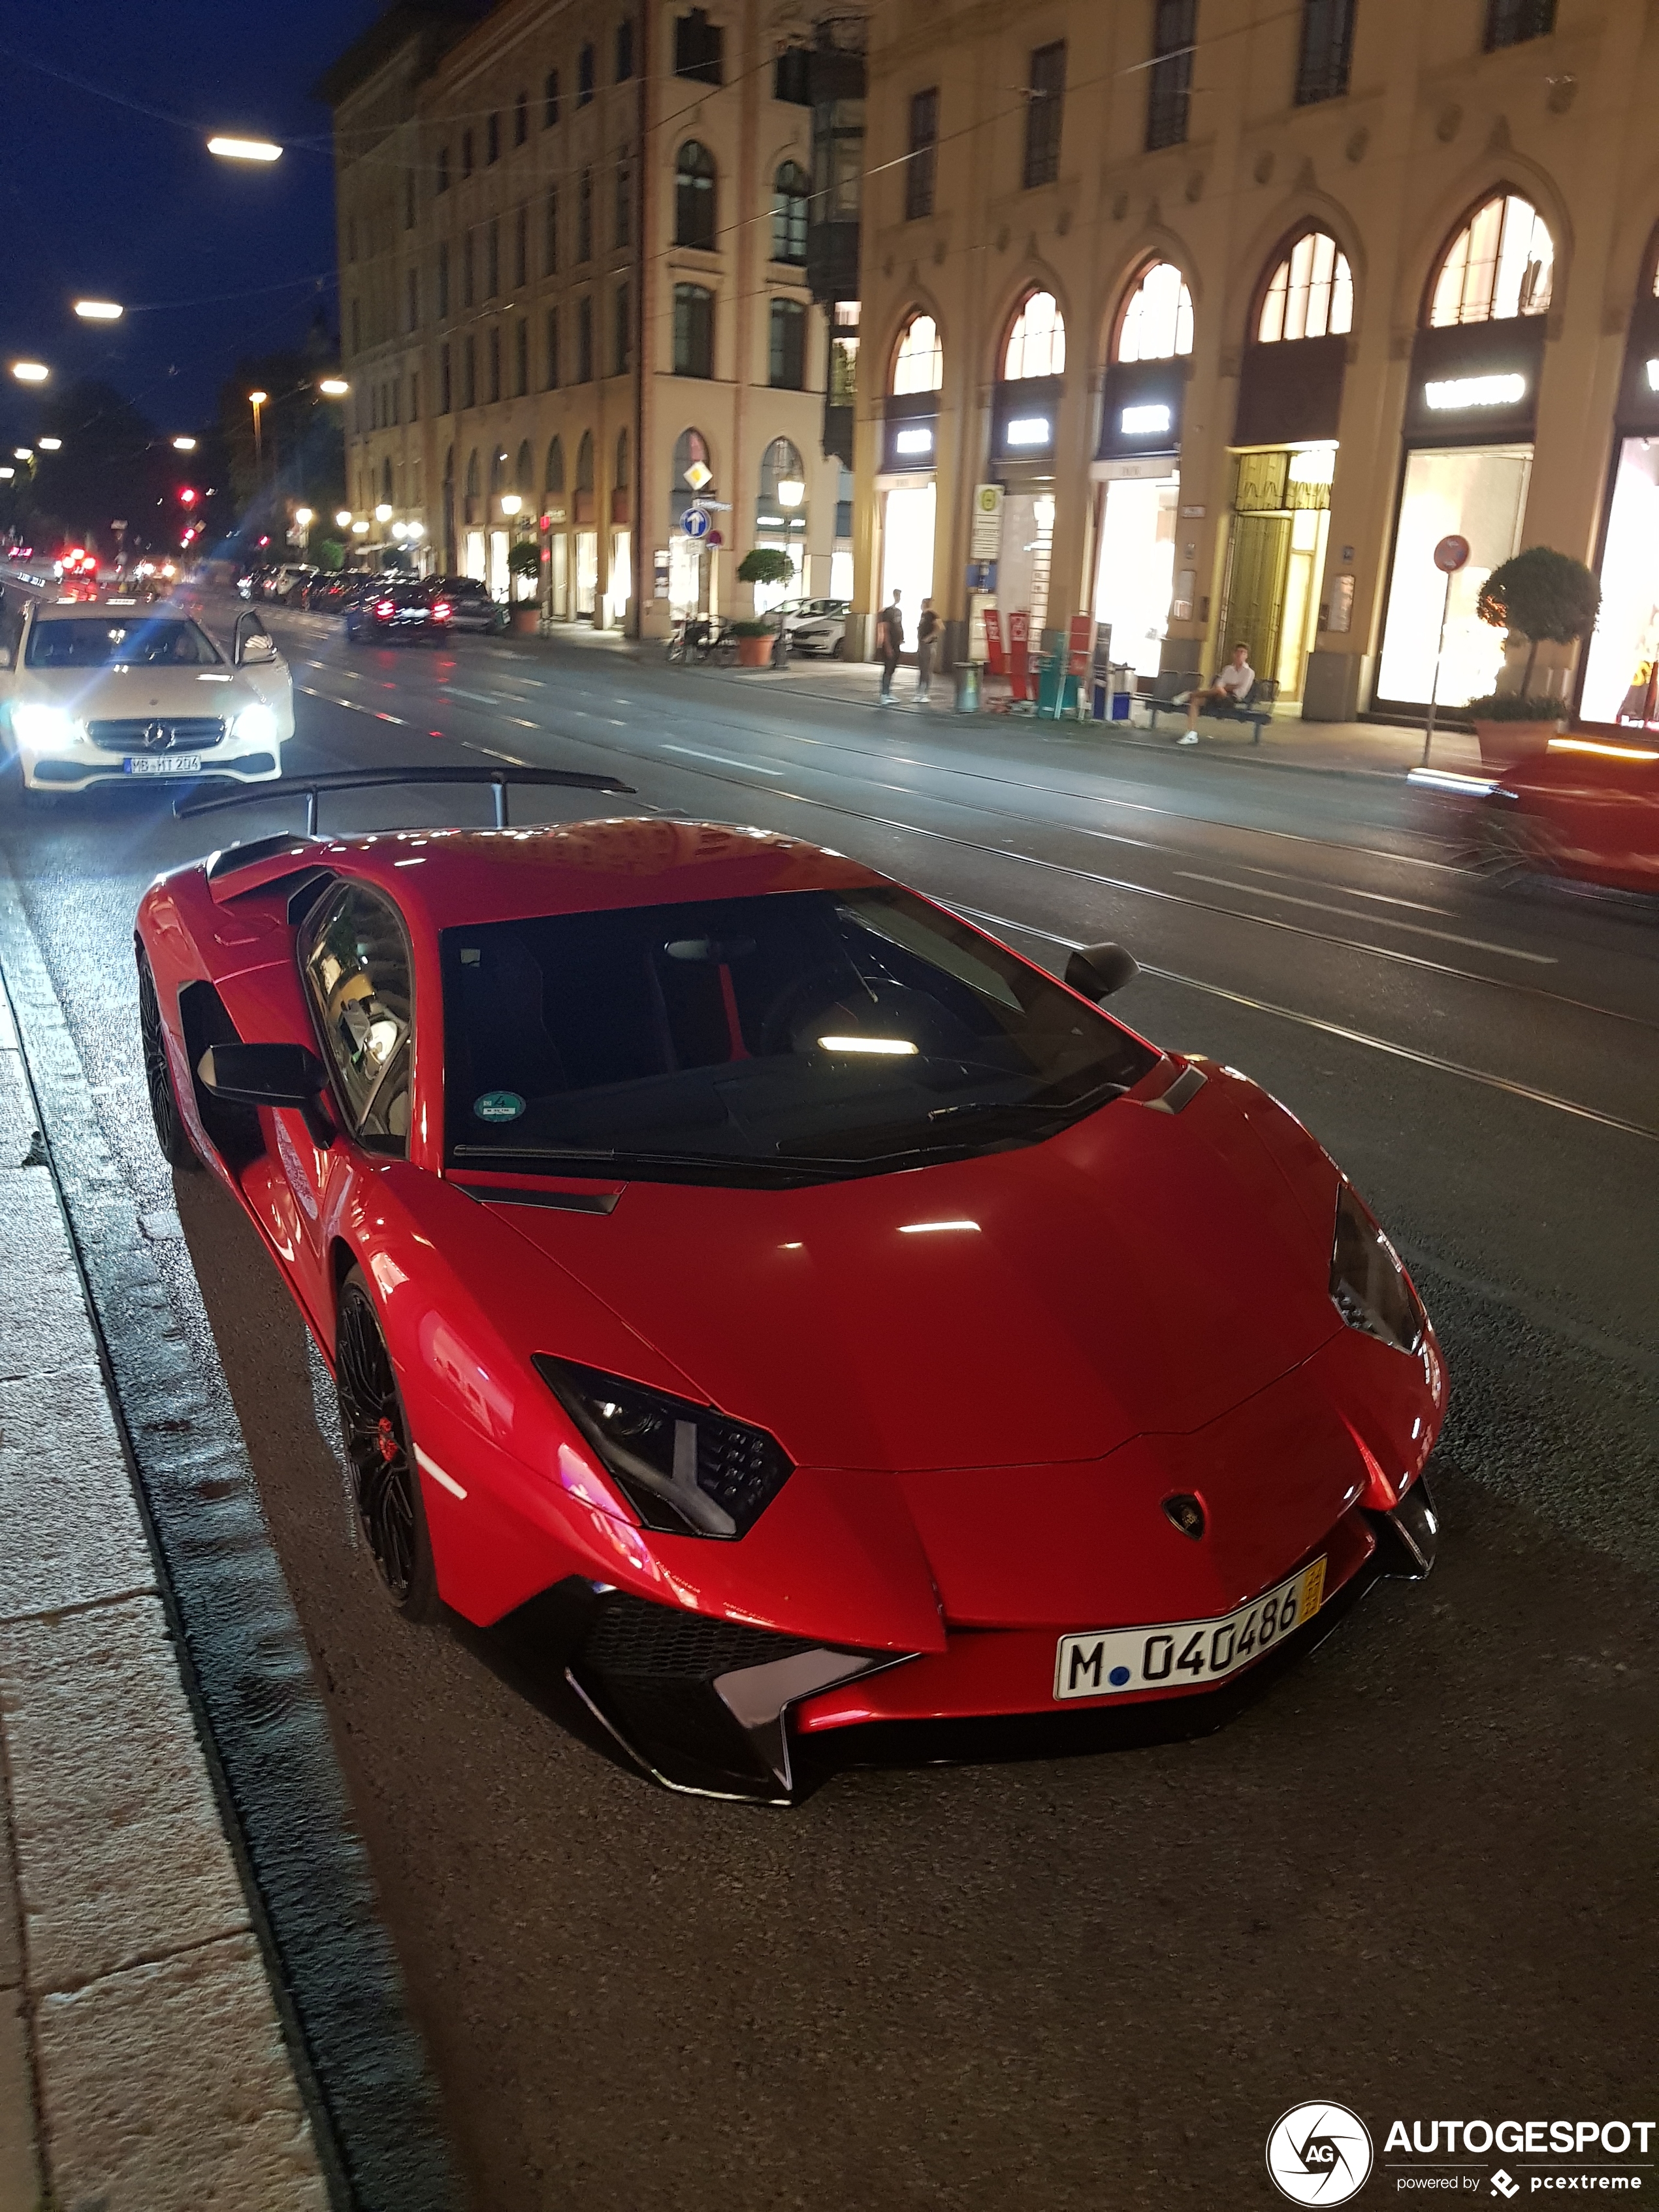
473,1090 -> 526,1123
681,505 -> 712,541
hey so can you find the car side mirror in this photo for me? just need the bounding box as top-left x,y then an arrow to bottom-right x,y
199,1043 -> 333,1146
1065,942 -> 1139,1001
238,632 -> 278,665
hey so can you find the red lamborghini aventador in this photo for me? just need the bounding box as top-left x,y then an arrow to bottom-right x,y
135,769 -> 1445,1801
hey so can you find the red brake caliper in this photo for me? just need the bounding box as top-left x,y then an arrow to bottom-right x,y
376,1416 -> 398,1465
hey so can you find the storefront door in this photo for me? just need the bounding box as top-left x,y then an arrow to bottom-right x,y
1376,445 -> 1532,709
1091,475 -> 1178,681
575,530 -> 599,618
878,484 -> 936,642
549,534 -> 569,619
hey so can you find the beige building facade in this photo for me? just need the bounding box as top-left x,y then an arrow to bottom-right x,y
853,0 -> 1659,725
323,0 -> 847,637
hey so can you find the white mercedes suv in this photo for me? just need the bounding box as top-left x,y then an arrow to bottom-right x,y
0,596 -> 293,799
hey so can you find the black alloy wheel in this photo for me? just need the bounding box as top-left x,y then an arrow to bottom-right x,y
334,1268 -> 440,1620
136,948 -> 201,1171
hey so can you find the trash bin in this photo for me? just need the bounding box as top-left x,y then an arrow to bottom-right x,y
954,662 -> 982,713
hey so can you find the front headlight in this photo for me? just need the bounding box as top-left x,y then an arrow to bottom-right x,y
11,703 -> 77,750
231,703 -> 278,745
534,1356 -> 793,1539
1330,1181 -> 1428,1354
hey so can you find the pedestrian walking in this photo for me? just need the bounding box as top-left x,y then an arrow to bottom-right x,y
915,598 -> 940,703
877,588 -> 904,704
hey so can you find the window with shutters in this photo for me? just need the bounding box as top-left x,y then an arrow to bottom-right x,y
674,9 -> 724,84
906,90 -> 939,220
1146,0 -> 1195,152
673,283 -> 714,377
769,298 -> 805,388
1023,44 -> 1065,188
676,141 -> 717,249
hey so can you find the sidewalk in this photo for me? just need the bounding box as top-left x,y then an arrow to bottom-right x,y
0,973 -> 327,2208
479,618 -> 1487,780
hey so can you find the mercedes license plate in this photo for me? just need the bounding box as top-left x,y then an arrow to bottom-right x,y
123,754 -> 202,775
1054,1557 -> 1327,1701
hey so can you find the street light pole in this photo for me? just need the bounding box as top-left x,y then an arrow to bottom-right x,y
248,391 -> 268,484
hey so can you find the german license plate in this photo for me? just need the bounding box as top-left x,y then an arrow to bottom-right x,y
123,754 -> 202,775
1054,1557 -> 1327,1701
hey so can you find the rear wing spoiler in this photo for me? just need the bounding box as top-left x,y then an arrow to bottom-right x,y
174,762 -> 636,836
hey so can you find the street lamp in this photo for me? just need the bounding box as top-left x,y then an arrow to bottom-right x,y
208,136 -> 282,163
172,436 -> 197,453
334,509 -> 353,529
500,494 -> 523,517
248,391 -> 268,478
13,449 -> 32,464
777,477 -> 805,508
37,438 -> 61,453
351,519 -> 370,536
73,300 -> 123,322
374,502 -> 393,523
10,363 -> 48,384
318,377 -> 350,398
295,507 -> 314,528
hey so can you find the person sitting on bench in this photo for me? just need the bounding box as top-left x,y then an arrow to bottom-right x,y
1180,643 -> 1254,744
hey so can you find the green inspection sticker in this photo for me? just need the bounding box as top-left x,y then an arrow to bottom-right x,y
473,1090 -> 526,1123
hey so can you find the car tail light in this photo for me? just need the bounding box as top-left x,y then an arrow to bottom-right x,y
376,599 -> 395,616
432,601 -> 451,620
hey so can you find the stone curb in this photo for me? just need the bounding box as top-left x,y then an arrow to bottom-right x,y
0,965 -> 332,2210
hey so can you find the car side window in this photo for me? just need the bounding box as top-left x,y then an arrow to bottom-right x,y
300,885 -> 414,1154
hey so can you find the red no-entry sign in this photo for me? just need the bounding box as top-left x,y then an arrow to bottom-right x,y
1433,534 -> 1471,573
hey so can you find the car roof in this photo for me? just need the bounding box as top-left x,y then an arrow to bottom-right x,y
29,597 -> 195,622
270,819 -> 884,930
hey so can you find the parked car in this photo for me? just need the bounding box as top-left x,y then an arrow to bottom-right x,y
425,576 -> 507,634
135,783 -> 1443,1803
344,582 -> 454,645
303,573 -> 366,614
236,564 -> 277,601
781,598 -> 851,657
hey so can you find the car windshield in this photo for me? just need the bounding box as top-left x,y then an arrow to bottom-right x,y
443,888 -> 1158,1185
26,617 -> 222,669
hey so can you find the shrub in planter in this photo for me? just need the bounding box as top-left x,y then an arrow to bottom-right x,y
1462,689 -> 1564,770
736,549 -> 794,590
1475,546 -> 1600,697
730,615 -> 775,666
506,539 -> 543,630
730,618 -> 775,636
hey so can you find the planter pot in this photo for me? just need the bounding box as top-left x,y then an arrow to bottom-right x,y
510,606 -> 540,635
1473,718 -> 1556,771
736,633 -> 773,667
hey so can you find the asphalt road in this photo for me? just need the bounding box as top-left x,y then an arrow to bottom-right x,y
3,600 -> 1656,2209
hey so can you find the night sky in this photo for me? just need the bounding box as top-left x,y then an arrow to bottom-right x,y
0,0 -> 386,444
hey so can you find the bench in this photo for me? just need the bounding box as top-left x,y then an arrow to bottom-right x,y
1145,672 -> 1281,743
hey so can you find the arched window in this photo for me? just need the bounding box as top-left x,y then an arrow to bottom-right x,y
576,432 -> 594,493
1258,232 -> 1353,342
489,448 -> 507,500
673,426 -> 712,491
515,440 -> 534,494
1003,289 -> 1065,379
1429,193 -> 1553,327
1115,262 -> 1193,363
760,436 -> 805,504
545,436 -> 565,494
675,140 -> 717,250
771,161 -> 809,264
615,428 -> 630,490
464,448 -> 480,524
892,312 -> 943,394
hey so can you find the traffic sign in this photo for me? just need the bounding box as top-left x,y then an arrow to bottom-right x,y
681,505 -> 712,540
1433,534 -> 1470,573
683,460 -> 713,492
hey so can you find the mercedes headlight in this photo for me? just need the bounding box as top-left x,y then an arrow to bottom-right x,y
11,703 -> 76,750
1330,1182 -> 1428,1354
534,1356 -> 793,1539
231,703 -> 278,745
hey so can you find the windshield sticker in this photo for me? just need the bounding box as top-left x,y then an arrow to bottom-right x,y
474,1089 -> 526,1123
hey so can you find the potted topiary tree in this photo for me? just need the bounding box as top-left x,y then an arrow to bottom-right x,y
734,548 -> 794,666
1466,547 -> 1601,769
506,540 -> 542,633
